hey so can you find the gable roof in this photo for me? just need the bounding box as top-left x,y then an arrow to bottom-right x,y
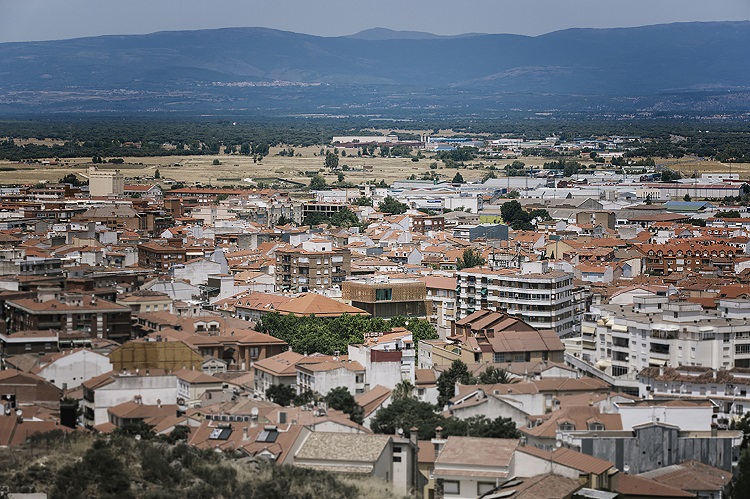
253,350 -> 306,376
516,446 -> 615,475
275,293 -> 368,318
355,385 -> 392,417
614,474 -> 693,498
522,406 -> 623,438
435,436 -> 518,468
295,432 -> 391,464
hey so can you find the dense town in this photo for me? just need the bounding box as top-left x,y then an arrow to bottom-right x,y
3,132 -> 750,499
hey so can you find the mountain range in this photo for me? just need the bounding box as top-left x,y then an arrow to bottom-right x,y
1,22 -> 749,116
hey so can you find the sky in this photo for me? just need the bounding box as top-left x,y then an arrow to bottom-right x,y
2,0 -> 749,43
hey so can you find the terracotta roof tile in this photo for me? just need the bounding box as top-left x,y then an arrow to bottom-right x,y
517,446 -> 615,475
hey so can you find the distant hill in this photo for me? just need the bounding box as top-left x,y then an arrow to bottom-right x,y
0,22 -> 749,115
347,28 -> 485,40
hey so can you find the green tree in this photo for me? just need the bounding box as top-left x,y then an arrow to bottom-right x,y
718,210 -> 742,218
407,318 -> 439,346
353,196 -> 372,207
500,200 -> 535,230
378,195 -> 408,215
309,174 -> 327,190
392,380 -> 415,400
329,207 -> 360,228
165,425 -> 191,443
324,151 -> 339,169
266,384 -> 295,406
276,214 -> 293,226
114,421 -> 156,440
563,161 -> 580,177
212,159 -> 221,165
661,169 -> 682,182
457,248 -> 486,270
53,438 -> 134,499
325,387 -> 364,425
443,415 -> 521,439
252,142 -> 270,157
476,366 -> 516,385
437,360 -> 473,407
59,173 -> 87,187
528,208 -> 552,223
380,145 -> 390,157
370,397 -> 444,440
734,448 -> 750,498
683,193 -> 692,202
451,172 -> 465,183
154,168 -> 160,179
390,144 -> 412,157
303,212 -> 329,227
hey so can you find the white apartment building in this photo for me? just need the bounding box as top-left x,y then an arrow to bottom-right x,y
34,349 -> 113,390
578,295 -> 750,381
87,166 -> 124,197
348,329 -> 414,387
82,372 -> 177,426
456,261 -> 576,337
420,276 -> 457,339
296,359 -> 366,396
639,365 -> 750,425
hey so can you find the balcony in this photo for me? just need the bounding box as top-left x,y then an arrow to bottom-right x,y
612,338 -> 629,349
650,343 -> 670,356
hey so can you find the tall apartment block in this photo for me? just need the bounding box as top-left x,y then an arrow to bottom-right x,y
456,261 -> 576,337
275,240 -> 350,292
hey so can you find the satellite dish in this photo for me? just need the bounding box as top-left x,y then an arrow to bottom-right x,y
15,409 -> 22,417
135,434 -> 142,441
251,407 -> 259,417
397,428 -> 404,436
555,440 -> 562,448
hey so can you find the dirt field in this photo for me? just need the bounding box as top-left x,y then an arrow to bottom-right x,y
0,146 -> 498,187
658,157 -> 750,176
0,147 -> 745,188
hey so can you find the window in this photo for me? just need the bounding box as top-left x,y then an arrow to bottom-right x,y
589,423 -> 605,431
442,480 -> 460,495
375,288 -> 393,301
478,482 -> 496,495
393,455 -> 402,463
558,423 -> 575,431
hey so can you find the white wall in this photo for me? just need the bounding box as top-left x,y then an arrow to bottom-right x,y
38,350 -> 112,390
617,404 -> 714,431
314,368 -> 358,396
92,375 -> 177,426
174,259 -> 222,286
512,450 -> 581,481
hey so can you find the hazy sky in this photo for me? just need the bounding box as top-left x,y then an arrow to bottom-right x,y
3,0 -> 749,43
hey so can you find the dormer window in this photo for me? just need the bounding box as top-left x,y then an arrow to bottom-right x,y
588,422 -> 604,431
558,423 -> 574,432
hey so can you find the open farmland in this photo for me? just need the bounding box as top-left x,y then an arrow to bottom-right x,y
0,146 -> 745,188
0,146 -> 491,187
